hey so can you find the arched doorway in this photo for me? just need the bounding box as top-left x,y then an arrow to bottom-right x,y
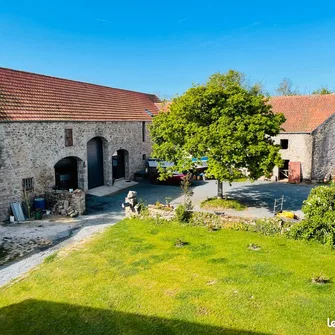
112,149 -> 129,180
87,137 -> 104,189
54,157 -> 81,190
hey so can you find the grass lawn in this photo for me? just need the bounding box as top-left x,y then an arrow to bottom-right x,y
201,197 -> 247,211
1,219 -> 335,335
232,177 -> 249,182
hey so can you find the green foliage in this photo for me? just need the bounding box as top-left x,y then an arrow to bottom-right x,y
253,217 -> 283,236
175,204 -> 191,222
312,87 -> 333,95
180,173 -> 193,210
288,183 -> 335,247
150,70 -> 285,184
222,221 -> 250,231
154,201 -> 172,211
223,217 -> 287,236
188,211 -> 221,229
23,190 -> 33,219
200,197 -> 247,211
138,198 -> 149,217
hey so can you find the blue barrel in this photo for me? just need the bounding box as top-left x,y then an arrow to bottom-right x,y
34,198 -> 46,210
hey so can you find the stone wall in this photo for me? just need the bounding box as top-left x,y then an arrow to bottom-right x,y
0,121 -> 152,221
272,133 -> 313,180
312,114 -> 335,181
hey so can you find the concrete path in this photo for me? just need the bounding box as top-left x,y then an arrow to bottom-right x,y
86,180 -> 138,197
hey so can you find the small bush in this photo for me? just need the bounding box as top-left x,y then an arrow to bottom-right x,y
222,221 -> 250,231
253,217 -> 283,236
288,183 -> 335,247
175,204 -> 191,223
189,212 -> 221,228
138,198 -> 149,217
222,217 -> 287,236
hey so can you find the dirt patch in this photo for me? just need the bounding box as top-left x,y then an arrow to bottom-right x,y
0,220 -> 81,266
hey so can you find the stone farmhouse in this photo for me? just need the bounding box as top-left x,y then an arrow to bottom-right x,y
0,67 -> 160,221
1,67 -> 335,221
270,95 -> 335,182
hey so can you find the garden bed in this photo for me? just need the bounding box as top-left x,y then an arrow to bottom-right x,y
200,197 -> 247,211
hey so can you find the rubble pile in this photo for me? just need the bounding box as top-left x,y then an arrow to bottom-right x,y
46,189 -> 85,217
0,235 -> 52,265
147,204 -> 175,221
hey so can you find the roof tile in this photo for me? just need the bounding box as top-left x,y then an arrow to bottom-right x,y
270,95 -> 335,133
0,68 -> 160,122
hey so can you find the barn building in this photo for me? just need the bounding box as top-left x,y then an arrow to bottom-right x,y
0,67 -> 160,221
270,95 -> 335,182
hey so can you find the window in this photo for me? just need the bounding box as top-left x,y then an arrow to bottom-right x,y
65,129 -> 73,147
144,109 -> 154,117
142,122 -> 146,142
280,139 -> 288,149
22,177 -> 34,191
142,154 -> 146,160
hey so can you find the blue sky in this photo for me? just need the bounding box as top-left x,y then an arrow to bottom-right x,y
1,1 -> 335,98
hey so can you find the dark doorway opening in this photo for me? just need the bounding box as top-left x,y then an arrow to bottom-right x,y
279,160 -> 290,180
112,149 -> 127,180
54,157 -> 78,190
87,137 -> 104,189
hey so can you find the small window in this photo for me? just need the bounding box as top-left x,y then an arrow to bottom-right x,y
280,139 -> 288,149
22,177 -> 34,191
65,129 -> 73,147
142,122 -> 146,142
142,154 -> 146,160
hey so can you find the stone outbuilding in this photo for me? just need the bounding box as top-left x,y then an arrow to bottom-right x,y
270,95 -> 335,182
0,67 -> 160,221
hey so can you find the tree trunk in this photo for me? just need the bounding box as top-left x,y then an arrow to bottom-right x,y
217,180 -> 223,198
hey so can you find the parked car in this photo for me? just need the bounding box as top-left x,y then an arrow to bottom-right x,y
150,171 -> 189,185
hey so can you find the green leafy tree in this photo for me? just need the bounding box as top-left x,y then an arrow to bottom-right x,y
312,87 -> 333,95
149,70 -> 286,197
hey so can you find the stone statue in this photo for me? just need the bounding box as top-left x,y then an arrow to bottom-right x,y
122,191 -> 140,217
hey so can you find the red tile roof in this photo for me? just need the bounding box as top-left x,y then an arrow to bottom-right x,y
0,67 -> 160,122
269,95 -> 335,133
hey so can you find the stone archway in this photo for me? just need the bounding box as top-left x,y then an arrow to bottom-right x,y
54,156 -> 84,190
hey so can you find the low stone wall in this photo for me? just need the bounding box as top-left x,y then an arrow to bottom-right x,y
45,189 -> 85,216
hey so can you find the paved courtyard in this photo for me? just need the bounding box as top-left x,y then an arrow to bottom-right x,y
87,179 -> 316,219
